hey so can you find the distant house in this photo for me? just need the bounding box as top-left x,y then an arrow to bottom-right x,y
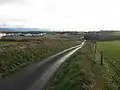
0,32 -> 6,39
7,33 -> 15,36
24,33 -> 32,36
23,33 -> 47,36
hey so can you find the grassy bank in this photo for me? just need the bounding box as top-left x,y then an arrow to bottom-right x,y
0,37 -> 80,79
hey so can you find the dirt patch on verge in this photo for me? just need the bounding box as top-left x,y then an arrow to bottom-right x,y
81,43 -> 104,90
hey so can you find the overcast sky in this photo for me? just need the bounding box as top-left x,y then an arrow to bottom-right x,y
0,0 -> 120,31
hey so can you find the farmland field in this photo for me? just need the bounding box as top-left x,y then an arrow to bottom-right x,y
98,41 -> 120,60
1,36 -> 43,41
0,41 -> 18,44
98,41 -> 120,90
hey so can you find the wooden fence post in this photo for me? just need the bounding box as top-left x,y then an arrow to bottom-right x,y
101,50 -> 103,65
95,43 -> 97,53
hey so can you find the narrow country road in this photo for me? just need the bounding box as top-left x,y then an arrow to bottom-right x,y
0,41 -> 85,90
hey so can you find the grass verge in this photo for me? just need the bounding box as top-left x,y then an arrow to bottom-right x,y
47,42 -> 105,90
46,47 -> 90,90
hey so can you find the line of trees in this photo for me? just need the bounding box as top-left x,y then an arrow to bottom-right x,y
84,34 -> 120,41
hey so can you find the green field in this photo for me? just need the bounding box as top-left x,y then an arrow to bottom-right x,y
98,41 -> 120,60
98,41 -> 120,90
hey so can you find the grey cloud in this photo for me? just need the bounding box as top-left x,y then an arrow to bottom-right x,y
0,0 -> 24,5
0,14 -> 27,23
0,17 -> 27,27
0,0 -> 17,4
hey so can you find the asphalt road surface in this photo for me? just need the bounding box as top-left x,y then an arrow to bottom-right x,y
0,41 -> 85,90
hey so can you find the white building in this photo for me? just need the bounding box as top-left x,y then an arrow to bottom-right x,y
0,32 -> 6,39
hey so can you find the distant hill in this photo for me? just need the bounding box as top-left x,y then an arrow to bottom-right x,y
0,28 -> 50,32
